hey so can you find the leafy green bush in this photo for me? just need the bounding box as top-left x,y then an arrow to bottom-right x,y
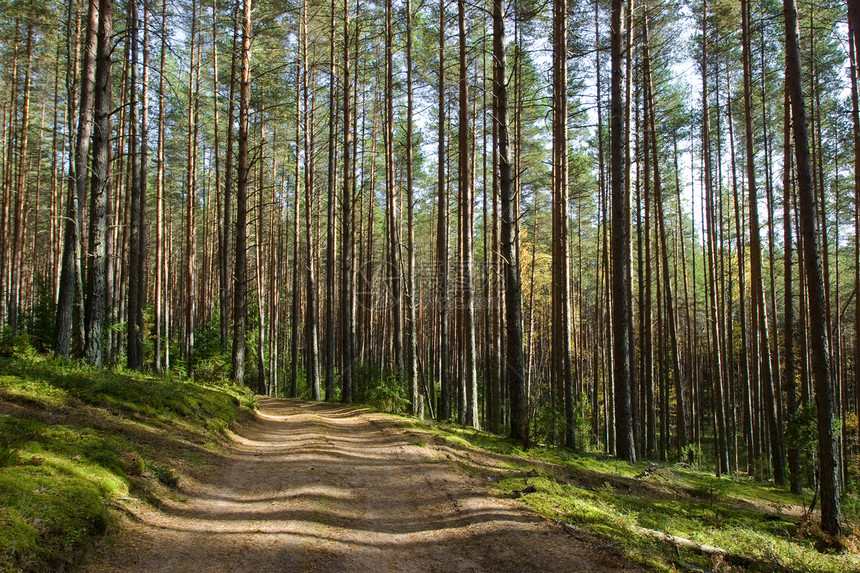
0,330 -> 37,360
354,363 -> 408,414
786,403 -> 819,478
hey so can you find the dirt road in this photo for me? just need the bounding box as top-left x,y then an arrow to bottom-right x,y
82,399 -> 638,572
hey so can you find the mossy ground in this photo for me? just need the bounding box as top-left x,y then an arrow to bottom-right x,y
401,420 -> 860,572
3,352 -> 858,572
0,355 -> 256,572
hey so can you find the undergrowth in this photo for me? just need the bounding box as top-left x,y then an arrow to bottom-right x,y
404,420 -> 860,573
0,354 -> 256,572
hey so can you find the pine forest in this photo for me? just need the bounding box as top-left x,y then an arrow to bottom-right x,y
2,0 -> 860,568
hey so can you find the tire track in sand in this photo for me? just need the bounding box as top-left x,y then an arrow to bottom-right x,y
82,398 -> 640,572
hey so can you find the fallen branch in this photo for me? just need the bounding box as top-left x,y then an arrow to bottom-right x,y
632,526 -> 760,569
106,502 -> 141,520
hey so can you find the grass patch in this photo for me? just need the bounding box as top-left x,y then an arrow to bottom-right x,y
0,355 -> 256,572
404,419 -> 860,572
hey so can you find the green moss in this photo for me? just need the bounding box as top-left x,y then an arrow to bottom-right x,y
0,355 -> 256,572
403,417 -> 860,573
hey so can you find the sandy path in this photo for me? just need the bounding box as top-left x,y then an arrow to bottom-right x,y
82,399 -> 638,572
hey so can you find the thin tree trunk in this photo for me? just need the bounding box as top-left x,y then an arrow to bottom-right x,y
232,0 -> 252,383
783,78 -> 801,494
9,27 -> 32,334
405,0 -> 419,416
849,0 -> 860,498
553,0 -> 574,448
126,0 -> 144,369
742,0 -> 784,484
458,0 -> 478,428
701,2 -> 729,475
436,0 -> 449,420
642,9 -> 686,455
255,116 -> 267,394
303,3 -> 321,401
214,0 -> 230,354
384,0 -> 402,376
341,0 -> 355,403
154,0 -> 169,372
185,0 -> 200,376
324,0 -> 337,402
289,60 -> 302,398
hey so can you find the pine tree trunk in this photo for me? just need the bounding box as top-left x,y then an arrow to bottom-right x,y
255,117 -> 267,394
642,10 -> 686,455
458,0 -> 478,428
289,69 -> 302,397
341,0 -> 355,403
154,0 -> 169,372
55,0 -> 97,359
783,0 -> 841,537
0,22 -> 19,329
324,0 -> 337,402
494,0 -> 525,443
231,0 -> 252,383
742,0 -> 784,484
185,0 -> 199,377
303,3 -> 321,401
701,2 -> 729,475
553,0 -> 574,448
83,0 -> 113,367
213,0 -> 229,355
126,0 -> 144,369
9,27 -> 32,335
611,0 -> 635,462
384,0 -> 402,376
405,0 -> 419,416
783,79 -> 801,494
849,0 -> 860,500
436,0 -> 449,420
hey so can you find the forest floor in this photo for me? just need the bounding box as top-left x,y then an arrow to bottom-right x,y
81,398 -> 639,573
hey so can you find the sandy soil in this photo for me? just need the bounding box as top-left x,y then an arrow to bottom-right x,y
81,399 -> 640,572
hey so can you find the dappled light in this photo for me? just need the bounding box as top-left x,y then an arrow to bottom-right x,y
82,400 -> 635,572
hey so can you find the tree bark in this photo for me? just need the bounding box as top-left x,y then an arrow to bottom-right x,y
553,0 -> 574,449
783,79 -> 801,494
783,0 -> 841,536
494,0 -> 525,443
742,0 -> 784,484
126,0 -> 144,369
458,0 -> 478,428
611,0 -> 635,462
185,0 -> 200,376
436,0 -> 450,420
83,0 -> 113,367
54,0 -> 97,359
303,2 -> 321,401
405,0 -> 420,416
324,0 -> 337,401
642,9 -> 686,455
232,0 -> 252,383
8,27 -> 32,335
154,0 -> 169,372
384,0 -> 402,376
341,0 -> 355,403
